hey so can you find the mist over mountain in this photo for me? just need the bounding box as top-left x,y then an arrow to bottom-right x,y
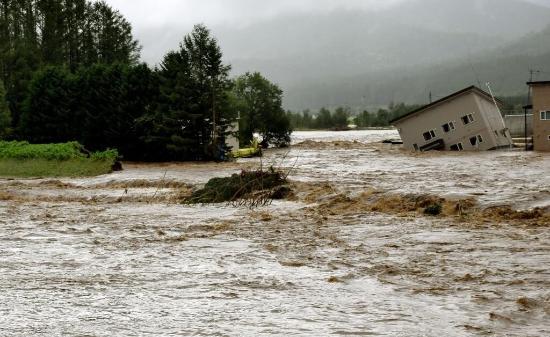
209,0 -> 550,110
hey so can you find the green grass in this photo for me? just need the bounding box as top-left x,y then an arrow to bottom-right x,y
0,141 -> 119,178
0,158 -> 115,178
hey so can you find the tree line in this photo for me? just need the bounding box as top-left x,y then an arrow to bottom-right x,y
0,0 -> 291,161
287,103 -> 422,130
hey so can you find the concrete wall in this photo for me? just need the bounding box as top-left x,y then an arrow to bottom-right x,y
504,114 -> 533,138
395,91 -> 512,151
531,84 -> 550,152
475,95 -> 513,148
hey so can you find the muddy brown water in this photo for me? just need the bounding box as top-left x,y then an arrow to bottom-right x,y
0,130 -> 549,336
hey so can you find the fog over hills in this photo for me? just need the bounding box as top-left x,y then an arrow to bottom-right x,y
206,0 -> 550,110
118,0 -> 550,110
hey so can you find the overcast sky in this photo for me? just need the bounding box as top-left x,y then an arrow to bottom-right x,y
103,0 -> 405,63
105,0 -> 403,28
103,0 -> 550,64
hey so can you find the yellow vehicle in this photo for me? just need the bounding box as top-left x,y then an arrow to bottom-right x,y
230,139 -> 262,158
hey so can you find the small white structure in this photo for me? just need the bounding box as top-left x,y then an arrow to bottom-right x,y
225,122 -> 240,151
390,86 -> 513,151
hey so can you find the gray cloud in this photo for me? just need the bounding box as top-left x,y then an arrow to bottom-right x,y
106,0 -> 403,28
103,0 -> 550,64
103,0 -> 405,63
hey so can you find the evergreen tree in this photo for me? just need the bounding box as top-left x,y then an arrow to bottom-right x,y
355,110 -> 373,128
19,67 -> 76,143
90,1 -> 140,65
315,108 -> 332,129
0,80 -> 11,138
233,72 -> 291,147
332,107 -> 350,129
143,24 -> 232,161
76,63 -> 156,156
0,0 -> 141,133
37,0 -> 65,65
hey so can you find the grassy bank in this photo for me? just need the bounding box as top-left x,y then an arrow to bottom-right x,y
0,158 -> 115,178
0,141 -> 118,178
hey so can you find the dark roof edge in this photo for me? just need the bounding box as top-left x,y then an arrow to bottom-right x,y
527,81 -> 550,85
390,86 -> 504,125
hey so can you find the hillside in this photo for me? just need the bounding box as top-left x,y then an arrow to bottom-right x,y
209,0 -> 550,110
217,11 -> 504,84
282,24 -> 550,110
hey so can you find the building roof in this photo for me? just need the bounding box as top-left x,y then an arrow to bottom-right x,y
527,81 -> 550,86
390,86 -> 504,125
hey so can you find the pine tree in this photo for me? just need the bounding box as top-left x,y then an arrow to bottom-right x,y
143,24 -> 233,161
19,67 -> 76,143
183,24 -> 232,158
0,0 -> 141,134
37,0 -> 65,65
0,80 -> 12,138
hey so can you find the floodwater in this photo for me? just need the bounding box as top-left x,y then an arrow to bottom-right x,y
0,130 -> 549,337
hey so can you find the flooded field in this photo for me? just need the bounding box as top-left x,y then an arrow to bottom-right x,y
1,130 -> 549,336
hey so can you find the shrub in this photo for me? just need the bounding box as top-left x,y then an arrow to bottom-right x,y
424,203 -> 443,216
0,141 -> 118,162
0,141 -> 86,160
90,149 -> 119,162
185,168 -> 287,206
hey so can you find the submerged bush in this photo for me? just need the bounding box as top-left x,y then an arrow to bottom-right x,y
424,203 -> 443,216
185,169 -> 287,206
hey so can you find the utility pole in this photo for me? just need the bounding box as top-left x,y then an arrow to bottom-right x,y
485,82 -> 501,114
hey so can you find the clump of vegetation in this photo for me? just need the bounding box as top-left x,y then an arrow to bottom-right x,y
424,203 -> 443,216
0,141 -> 119,178
185,168 -> 288,207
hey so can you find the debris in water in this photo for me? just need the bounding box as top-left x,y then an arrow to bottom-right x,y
184,168 -> 288,207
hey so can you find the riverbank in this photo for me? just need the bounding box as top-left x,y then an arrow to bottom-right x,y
0,141 -> 119,178
0,158 -> 116,178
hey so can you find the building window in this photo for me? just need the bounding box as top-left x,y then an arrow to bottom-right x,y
442,121 -> 455,133
450,143 -> 464,151
470,135 -> 484,146
541,111 -> 550,120
423,130 -> 436,141
461,113 -> 475,125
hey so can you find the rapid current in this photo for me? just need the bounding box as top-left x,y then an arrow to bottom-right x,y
0,130 -> 548,336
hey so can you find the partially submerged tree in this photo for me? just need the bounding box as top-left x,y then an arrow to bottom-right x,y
233,72 -> 292,148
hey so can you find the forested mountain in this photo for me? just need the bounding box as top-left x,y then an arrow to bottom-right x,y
208,0 -> 550,110
283,23 -> 550,110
